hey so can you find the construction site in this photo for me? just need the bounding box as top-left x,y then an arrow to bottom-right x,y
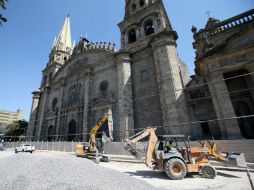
1,108 -> 254,189
0,0 -> 254,189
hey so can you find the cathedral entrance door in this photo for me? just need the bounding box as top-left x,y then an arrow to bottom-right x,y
234,102 -> 254,139
68,119 -> 77,141
47,125 -> 54,142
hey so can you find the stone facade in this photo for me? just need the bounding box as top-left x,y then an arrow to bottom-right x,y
27,0 -> 190,141
187,9 -> 254,139
27,1 -> 254,141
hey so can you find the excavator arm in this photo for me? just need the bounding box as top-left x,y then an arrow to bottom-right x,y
88,109 -> 113,152
124,127 -> 158,169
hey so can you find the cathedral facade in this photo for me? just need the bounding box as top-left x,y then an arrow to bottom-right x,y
27,0 -> 254,141
187,9 -> 254,139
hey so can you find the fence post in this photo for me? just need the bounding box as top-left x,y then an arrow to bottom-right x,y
58,140 -> 60,152
41,140 -> 43,150
52,140 -> 54,152
109,142 -> 111,155
72,140 -> 73,153
47,141 -> 48,151
122,139 -> 124,156
64,141 -> 66,152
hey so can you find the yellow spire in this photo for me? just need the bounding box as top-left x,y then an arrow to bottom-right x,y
54,16 -> 72,52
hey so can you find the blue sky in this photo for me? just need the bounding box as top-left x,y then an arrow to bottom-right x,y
0,0 -> 253,120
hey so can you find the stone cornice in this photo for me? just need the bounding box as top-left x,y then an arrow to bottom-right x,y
150,29 -> 178,48
115,51 -> 131,63
32,90 -> 41,99
196,43 -> 254,64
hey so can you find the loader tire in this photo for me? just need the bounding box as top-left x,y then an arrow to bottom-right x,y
93,157 -> 100,164
201,164 -> 217,179
101,156 -> 111,162
164,158 -> 186,180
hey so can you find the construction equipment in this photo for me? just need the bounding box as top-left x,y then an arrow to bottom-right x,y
76,109 -> 113,163
124,127 -> 246,180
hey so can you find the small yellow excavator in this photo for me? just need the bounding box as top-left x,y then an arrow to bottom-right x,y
76,109 -> 113,163
124,127 -> 246,180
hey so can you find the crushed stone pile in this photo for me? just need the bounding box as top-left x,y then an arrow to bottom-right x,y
0,153 -> 161,190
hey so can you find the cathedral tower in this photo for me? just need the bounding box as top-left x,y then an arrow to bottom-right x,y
41,16 -> 73,88
27,16 -> 73,139
119,0 -> 190,135
119,0 -> 173,49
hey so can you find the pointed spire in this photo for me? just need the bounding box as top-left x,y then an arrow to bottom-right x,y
52,37 -> 57,48
53,16 -> 72,52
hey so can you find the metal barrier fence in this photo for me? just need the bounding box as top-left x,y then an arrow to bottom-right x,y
3,140 -> 254,162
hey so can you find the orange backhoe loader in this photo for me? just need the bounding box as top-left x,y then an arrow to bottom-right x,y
124,127 -> 246,180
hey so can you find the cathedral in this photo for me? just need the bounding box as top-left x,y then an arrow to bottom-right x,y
27,0 -> 254,141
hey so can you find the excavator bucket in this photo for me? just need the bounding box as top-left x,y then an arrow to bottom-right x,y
199,140 -> 246,167
225,153 -> 247,168
124,141 -> 142,161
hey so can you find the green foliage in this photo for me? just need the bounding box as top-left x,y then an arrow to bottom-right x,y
0,0 -> 8,26
5,120 -> 28,140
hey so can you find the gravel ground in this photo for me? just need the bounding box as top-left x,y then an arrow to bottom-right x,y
0,152 -> 160,190
100,161 -> 254,190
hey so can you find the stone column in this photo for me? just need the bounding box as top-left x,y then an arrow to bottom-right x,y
55,82 -> 64,141
207,72 -> 241,138
27,90 -> 40,139
151,33 -> 189,134
82,71 -> 91,141
37,87 -> 49,140
116,51 -> 135,141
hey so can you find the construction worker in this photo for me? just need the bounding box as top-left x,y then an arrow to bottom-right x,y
166,140 -> 173,152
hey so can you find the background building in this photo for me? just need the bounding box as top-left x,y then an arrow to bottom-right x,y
0,109 -> 24,133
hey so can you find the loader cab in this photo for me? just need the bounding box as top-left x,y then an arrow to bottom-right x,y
157,135 -> 187,151
156,134 -> 191,162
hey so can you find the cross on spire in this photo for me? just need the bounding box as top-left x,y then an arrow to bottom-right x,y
206,11 -> 211,18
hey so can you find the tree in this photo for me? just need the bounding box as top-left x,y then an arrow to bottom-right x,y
0,0 -> 8,26
5,120 -> 28,141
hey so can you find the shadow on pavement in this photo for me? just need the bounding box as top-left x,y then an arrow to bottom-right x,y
216,167 -> 254,173
124,170 -> 197,180
124,170 -> 169,179
217,172 -> 240,178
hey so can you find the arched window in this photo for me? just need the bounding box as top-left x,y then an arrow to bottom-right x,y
43,76 -> 47,85
139,0 -> 145,7
99,80 -> 109,97
144,20 -> 155,36
128,29 -> 137,44
131,4 -> 136,13
99,81 -> 109,92
49,72 -> 53,81
52,98 -> 58,112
